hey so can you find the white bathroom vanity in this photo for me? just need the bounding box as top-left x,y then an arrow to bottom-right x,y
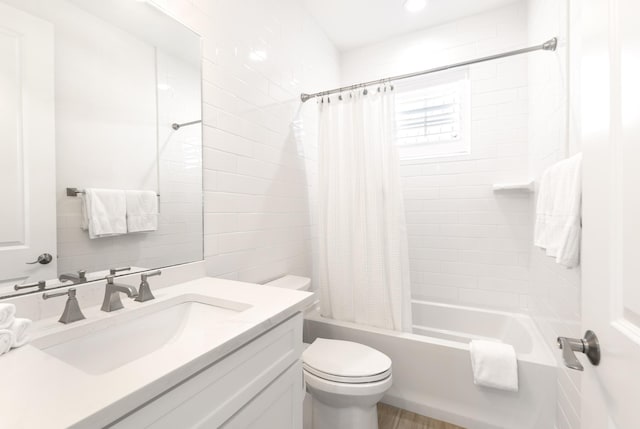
0,276 -> 313,429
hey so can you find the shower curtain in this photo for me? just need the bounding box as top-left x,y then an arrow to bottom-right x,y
317,88 -> 412,332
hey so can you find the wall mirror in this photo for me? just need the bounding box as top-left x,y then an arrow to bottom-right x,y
0,0 -> 203,298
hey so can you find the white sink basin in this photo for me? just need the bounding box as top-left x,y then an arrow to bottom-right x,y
32,294 -> 251,375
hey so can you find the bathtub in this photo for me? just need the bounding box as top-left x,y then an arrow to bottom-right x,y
303,300 -> 557,429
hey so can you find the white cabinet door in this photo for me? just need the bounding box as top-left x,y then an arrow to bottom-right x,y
0,2 -> 56,291
220,361 -> 303,429
107,314 -> 303,429
580,0 -> 640,428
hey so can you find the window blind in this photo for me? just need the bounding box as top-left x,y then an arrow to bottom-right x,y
395,81 -> 463,146
394,73 -> 470,160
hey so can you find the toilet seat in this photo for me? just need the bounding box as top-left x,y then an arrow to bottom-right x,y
302,338 -> 392,384
304,367 -> 393,397
303,363 -> 391,384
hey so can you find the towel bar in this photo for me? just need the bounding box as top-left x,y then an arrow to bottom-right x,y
66,188 -> 159,197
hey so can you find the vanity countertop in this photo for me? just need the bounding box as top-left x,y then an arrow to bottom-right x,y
0,277 -> 314,429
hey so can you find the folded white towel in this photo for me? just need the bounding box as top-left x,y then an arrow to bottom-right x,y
0,303 -> 16,329
125,190 -> 158,233
0,329 -> 15,357
534,153 -> 582,268
81,189 -> 127,239
9,318 -> 31,348
469,340 -> 518,392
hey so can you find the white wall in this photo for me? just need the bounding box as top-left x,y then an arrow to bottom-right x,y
341,3 -> 533,310
527,1 -> 582,428
153,0 -> 340,284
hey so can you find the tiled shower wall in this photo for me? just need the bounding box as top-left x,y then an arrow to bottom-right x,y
155,0 -> 340,284
527,1 -> 583,428
341,3 -> 533,310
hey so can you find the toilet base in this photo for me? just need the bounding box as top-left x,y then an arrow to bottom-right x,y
304,380 -> 386,429
303,392 -> 313,429
310,395 -> 379,429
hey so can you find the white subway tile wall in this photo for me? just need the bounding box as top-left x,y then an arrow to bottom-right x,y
528,1 -> 582,429
155,0 -> 340,284
341,3 -> 533,311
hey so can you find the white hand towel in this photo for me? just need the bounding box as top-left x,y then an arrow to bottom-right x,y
469,340 -> 518,392
0,329 -> 15,357
9,318 -> 31,348
534,153 -> 582,268
0,303 -> 16,329
81,189 -> 127,239
125,190 -> 158,233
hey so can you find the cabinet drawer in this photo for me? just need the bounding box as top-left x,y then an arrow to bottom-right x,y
110,313 -> 303,429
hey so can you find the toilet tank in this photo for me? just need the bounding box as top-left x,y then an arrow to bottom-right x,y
264,275 -> 311,291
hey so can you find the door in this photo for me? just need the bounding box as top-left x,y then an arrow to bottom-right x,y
0,2 -> 56,291
580,0 -> 640,428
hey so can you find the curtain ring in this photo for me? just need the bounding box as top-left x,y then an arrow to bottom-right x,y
339,94 -> 343,101
363,88 -> 368,95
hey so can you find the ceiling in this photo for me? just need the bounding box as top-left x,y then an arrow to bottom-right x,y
302,0 -> 523,52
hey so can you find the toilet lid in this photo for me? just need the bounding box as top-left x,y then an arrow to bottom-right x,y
302,338 -> 392,383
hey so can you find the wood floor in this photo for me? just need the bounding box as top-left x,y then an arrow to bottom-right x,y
377,403 -> 466,429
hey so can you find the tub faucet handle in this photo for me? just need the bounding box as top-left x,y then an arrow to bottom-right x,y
557,330 -> 600,371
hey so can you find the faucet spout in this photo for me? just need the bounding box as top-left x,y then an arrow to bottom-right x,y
101,276 -> 138,312
111,284 -> 138,298
58,270 -> 87,285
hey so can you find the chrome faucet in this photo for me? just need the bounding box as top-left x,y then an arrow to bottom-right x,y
101,275 -> 138,312
135,270 -> 161,303
58,270 -> 87,284
42,288 -> 86,324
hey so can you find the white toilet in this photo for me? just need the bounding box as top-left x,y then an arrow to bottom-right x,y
265,275 -> 393,429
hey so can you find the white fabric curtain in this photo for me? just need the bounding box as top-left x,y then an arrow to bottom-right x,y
317,89 -> 412,332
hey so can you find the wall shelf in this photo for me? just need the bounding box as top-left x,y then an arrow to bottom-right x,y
492,180 -> 535,193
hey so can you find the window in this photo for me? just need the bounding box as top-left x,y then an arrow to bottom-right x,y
394,69 -> 470,160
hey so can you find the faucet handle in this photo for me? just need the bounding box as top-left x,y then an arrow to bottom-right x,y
43,288 -> 76,300
42,288 -> 86,324
15,280 -> 47,291
141,270 -> 162,282
136,270 -> 161,303
109,266 -> 131,275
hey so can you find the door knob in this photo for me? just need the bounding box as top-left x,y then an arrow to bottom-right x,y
26,253 -> 53,265
557,330 -> 601,371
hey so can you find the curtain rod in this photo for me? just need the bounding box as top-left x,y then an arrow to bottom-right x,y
300,37 -> 557,103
